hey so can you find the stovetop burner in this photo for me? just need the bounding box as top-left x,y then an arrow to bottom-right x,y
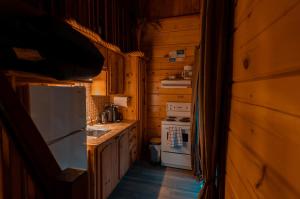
179,117 -> 190,122
165,116 -> 177,121
163,116 -> 191,123
166,118 -> 176,121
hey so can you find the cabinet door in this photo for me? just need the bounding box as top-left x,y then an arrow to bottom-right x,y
111,139 -> 119,191
129,125 -> 138,164
101,143 -> 112,199
101,139 -> 119,199
119,131 -> 130,178
116,53 -> 124,94
108,50 -> 125,94
108,50 -> 118,94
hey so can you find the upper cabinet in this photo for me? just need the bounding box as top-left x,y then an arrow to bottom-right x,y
108,50 -> 124,94
91,45 -> 125,96
66,20 -> 125,96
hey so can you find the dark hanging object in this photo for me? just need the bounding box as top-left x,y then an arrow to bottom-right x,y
0,1 -> 104,80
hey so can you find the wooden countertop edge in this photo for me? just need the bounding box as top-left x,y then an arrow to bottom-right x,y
86,120 -> 137,147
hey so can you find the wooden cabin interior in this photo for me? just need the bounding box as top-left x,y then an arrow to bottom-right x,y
1,0 -> 300,199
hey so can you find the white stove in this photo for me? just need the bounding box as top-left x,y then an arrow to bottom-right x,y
161,102 -> 192,170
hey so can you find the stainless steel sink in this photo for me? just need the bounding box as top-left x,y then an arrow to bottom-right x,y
86,125 -> 111,138
86,130 -> 109,138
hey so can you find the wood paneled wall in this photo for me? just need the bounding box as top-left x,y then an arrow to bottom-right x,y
138,0 -> 200,19
142,15 -> 201,139
226,0 -> 300,198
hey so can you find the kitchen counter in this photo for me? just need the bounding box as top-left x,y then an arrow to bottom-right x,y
87,120 -> 139,199
86,120 -> 137,146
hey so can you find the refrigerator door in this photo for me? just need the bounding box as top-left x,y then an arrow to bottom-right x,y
29,85 -> 86,143
48,130 -> 87,170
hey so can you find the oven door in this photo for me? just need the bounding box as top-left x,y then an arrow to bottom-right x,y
161,125 -> 191,154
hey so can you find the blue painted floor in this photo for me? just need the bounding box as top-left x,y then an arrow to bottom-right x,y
109,162 -> 203,199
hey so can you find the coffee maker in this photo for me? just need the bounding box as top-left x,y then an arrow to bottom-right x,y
101,104 -> 122,123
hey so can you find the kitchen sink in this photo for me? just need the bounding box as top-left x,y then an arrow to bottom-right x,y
86,125 -> 111,138
86,130 -> 110,138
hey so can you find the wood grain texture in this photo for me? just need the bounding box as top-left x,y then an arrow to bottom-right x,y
142,0 -> 200,19
226,0 -> 300,198
232,75 -> 300,116
234,0 -> 259,28
119,54 -> 146,158
148,56 -> 195,71
119,56 -> 139,121
119,131 -> 130,178
224,177 -> 237,199
142,15 -> 200,139
233,1 -> 300,81
101,142 -> 114,199
143,29 -> 201,46
88,123 -> 138,199
227,131 -> 300,198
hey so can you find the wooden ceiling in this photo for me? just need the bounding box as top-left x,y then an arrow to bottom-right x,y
18,0 -> 139,52
138,0 -> 201,19
16,0 -> 200,52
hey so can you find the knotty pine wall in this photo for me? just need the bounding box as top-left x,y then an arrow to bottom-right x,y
140,0 -> 200,19
142,15 -> 201,139
225,0 -> 300,198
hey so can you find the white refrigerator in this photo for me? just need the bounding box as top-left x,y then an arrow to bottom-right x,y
27,85 -> 87,170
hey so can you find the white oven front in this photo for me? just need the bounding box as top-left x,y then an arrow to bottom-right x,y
161,124 -> 191,155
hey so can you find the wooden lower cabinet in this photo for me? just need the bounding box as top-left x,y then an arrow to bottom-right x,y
89,124 -> 138,199
119,131 -> 130,178
100,139 -> 119,199
128,125 -> 138,164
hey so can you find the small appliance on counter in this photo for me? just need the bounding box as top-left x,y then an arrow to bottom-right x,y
101,104 -> 123,123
